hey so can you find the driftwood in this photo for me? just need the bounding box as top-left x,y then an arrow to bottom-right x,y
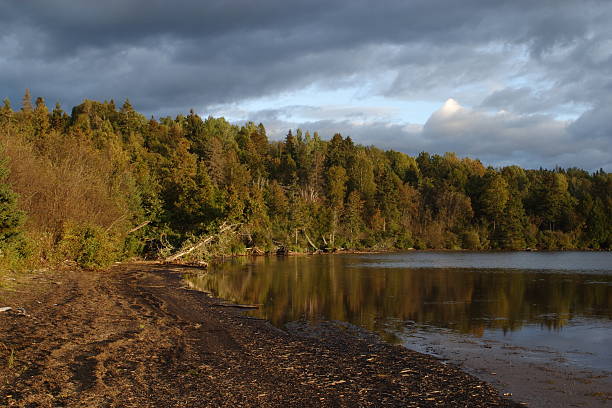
211,303 -> 260,309
247,246 -> 265,256
164,222 -> 239,262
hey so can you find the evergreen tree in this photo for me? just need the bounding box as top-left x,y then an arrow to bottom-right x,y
51,102 -> 68,130
21,89 -> 32,113
0,149 -> 24,255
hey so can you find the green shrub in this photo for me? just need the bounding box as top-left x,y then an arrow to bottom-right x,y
413,238 -> 427,250
0,150 -> 29,271
394,232 -> 414,249
537,230 -> 575,250
0,241 -> 32,273
444,232 -> 460,250
56,223 -> 120,268
122,233 -> 145,259
229,240 -> 246,255
461,230 -> 481,250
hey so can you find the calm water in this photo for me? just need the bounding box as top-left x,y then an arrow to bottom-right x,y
186,251 -> 612,371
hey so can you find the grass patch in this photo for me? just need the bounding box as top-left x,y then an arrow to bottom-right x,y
7,349 -> 14,369
0,343 -> 16,370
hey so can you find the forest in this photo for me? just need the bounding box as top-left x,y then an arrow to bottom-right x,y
0,91 -> 610,269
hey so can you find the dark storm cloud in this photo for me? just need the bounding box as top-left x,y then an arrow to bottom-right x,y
480,88 -> 557,114
1,0 -> 607,109
1,0 -> 610,169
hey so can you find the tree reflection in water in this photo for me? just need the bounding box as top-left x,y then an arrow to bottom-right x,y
186,254 -> 612,337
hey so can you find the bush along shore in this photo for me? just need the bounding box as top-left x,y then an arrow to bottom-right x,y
0,91 -> 610,271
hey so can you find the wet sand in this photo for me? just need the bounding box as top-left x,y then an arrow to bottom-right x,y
398,326 -> 612,407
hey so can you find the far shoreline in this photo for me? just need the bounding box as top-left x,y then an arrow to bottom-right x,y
166,247 -> 611,268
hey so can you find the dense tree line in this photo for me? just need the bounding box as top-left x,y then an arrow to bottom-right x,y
0,92 -> 610,268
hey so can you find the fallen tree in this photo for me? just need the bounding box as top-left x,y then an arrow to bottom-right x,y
303,229 -> 319,251
164,222 -> 240,262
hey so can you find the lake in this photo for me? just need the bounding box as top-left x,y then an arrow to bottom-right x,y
186,251 -> 612,406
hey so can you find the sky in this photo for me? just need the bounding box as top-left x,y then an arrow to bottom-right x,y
1,0 -> 611,171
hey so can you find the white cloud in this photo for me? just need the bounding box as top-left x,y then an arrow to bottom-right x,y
257,99 -> 611,171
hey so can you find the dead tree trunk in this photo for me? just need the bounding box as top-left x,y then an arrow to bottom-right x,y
303,230 -> 318,251
164,222 -> 238,262
128,221 -> 150,233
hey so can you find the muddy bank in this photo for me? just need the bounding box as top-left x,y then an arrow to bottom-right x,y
0,263 -> 518,407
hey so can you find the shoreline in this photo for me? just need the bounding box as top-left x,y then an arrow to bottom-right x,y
236,247 -> 612,258
167,247 -> 610,269
0,263 -> 519,407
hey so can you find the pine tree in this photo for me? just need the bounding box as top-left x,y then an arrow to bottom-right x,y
33,96 -> 50,141
0,150 -> 24,254
21,89 -> 33,113
51,102 -> 68,130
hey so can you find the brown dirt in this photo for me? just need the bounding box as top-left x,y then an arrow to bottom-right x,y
0,263 -> 520,407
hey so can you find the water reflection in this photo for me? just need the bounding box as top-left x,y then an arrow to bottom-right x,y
186,253 -> 612,337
